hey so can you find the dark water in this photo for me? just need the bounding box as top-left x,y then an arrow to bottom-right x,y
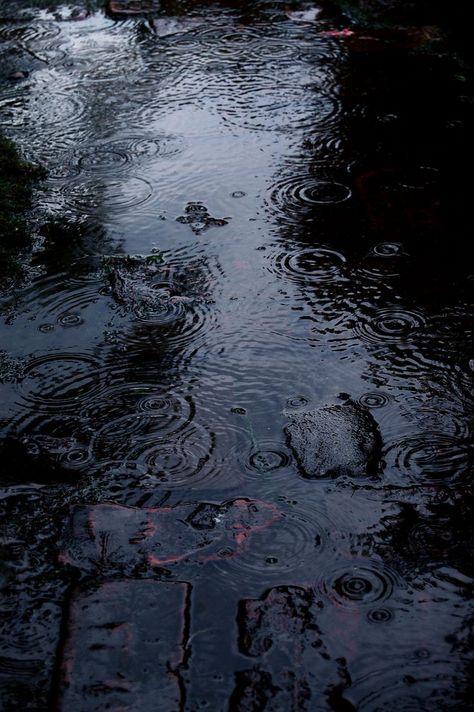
0,1 -> 473,709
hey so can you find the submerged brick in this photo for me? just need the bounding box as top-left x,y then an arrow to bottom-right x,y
235,586 -> 352,710
59,498 -> 282,574
55,580 -> 189,711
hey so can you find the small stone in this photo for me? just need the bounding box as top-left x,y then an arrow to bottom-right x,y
285,400 -> 382,479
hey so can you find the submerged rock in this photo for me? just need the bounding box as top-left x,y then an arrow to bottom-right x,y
104,253 -> 195,319
285,400 -> 382,479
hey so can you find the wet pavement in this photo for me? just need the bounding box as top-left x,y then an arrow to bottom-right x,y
0,1 -> 473,709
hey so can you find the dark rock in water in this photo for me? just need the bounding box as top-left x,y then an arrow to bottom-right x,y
54,581 -> 189,711
233,586 -> 352,710
285,400 -> 382,479
59,499 -> 282,574
0,435 -> 85,484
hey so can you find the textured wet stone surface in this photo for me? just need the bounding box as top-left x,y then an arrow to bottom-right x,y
285,400 -> 382,479
59,499 -> 282,573
235,586 -> 352,710
55,580 -> 189,711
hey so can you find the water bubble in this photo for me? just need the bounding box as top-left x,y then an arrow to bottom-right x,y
367,607 -> 393,623
373,242 -> 404,257
38,323 -> 55,333
286,395 -> 309,409
57,312 -> 83,328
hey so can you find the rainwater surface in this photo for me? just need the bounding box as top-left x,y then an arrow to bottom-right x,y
0,1 -> 472,709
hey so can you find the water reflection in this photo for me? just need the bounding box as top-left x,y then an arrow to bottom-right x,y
0,0 -> 472,708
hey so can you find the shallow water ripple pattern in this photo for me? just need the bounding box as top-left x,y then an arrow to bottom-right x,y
0,2 -> 472,710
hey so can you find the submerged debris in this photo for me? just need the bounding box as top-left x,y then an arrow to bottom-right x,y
103,253 -> 196,319
176,202 -> 228,234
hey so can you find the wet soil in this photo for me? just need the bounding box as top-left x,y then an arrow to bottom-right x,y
0,1 -> 473,709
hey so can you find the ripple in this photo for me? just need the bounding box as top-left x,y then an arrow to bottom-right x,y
367,607 -> 394,623
16,273 -> 103,332
0,73 -> 87,137
57,312 -> 84,328
61,176 -> 153,214
72,134 -> 184,175
269,247 -> 347,285
408,521 -> 456,562
0,19 -> 62,45
358,392 -> 391,409
286,395 -> 309,409
124,422 -> 215,488
385,433 -> 471,485
89,383 -> 193,459
373,242 -> 405,257
354,308 -> 426,344
76,146 -> 129,173
267,175 -> 351,222
60,444 -> 92,466
350,660 -> 453,711
216,74 -> 339,133
245,440 -> 293,474
319,559 -> 401,609
214,501 -> 330,583
16,353 -> 101,414
360,242 -> 408,280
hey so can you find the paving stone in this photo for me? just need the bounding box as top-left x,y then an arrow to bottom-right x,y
106,0 -> 162,17
235,586 -> 353,710
59,498 -> 282,574
55,580 -> 189,711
